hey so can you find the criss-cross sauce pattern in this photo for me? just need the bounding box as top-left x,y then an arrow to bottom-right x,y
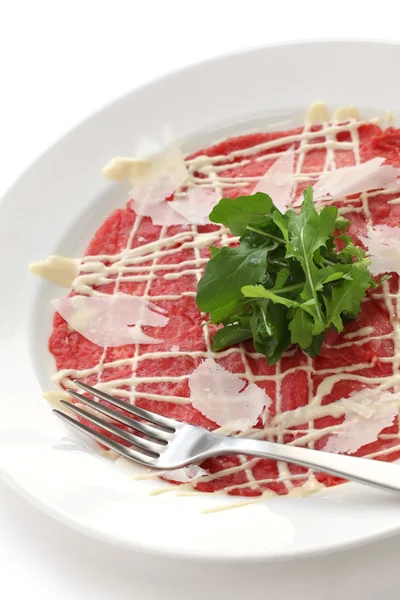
49,105 -> 400,499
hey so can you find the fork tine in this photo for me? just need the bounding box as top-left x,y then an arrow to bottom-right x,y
73,380 -> 178,431
67,390 -> 170,443
59,400 -> 161,457
53,410 -> 154,466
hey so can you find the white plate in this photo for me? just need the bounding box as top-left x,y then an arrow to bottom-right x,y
1,40 -> 400,561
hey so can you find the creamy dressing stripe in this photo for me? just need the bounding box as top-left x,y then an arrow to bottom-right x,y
54,358 -> 379,390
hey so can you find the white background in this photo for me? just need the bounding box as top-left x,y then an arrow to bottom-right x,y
1,1 -> 400,598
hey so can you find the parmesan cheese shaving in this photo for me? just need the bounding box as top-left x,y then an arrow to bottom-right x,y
104,130 -> 191,226
168,188 -> 220,225
134,199 -> 189,227
360,224 -> 400,275
312,157 -> 400,202
29,255 -> 80,287
253,145 -> 295,212
129,141 -> 188,222
159,465 -> 208,483
102,157 -> 150,181
188,358 -> 271,432
42,389 -> 71,408
333,106 -> 360,122
324,390 -> 400,454
341,398 -> 375,419
306,101 -> 330,124
52,294 -> 168,346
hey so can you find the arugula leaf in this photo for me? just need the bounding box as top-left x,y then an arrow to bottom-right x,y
248,301 -> 291,364
335,215 -> 351,232
209,193 -> 274,235
336,234 -> 366,263
273,211 -> 289,243
209,300 -> 239,324
274,266 -> 291,289
286,187 -> 338,258
304,331 -> 326,358
241,284 -> 300,309
212,324 -> 252,351
285,188 -> 338,324
369,273 -> 391,289
240,221 -> 283,248
322,271 -> 346,284
323,264 -> 371,332
196,244 -> 269,312
289,308 -> 315,349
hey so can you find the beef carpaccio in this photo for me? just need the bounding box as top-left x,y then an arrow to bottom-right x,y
50,108 -> 400,498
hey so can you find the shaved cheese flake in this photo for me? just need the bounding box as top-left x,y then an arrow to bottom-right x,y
341,398 -> 375,419
160,465 -> 208,483
360,224 -> 400,275
102,157 -> 150,181
104,128 -> 191,226
313,157 -> 400,202
29,255 -> 80,287
168,188 -> 220,225
254,146 -> 295,212
188,358 -> 271,432
135,199 -> 189,227
333,106 -> 359,122
306,101 -> 329,124
324,390 -> 400,454
102,126 -> 179,182
103,130 -> 221,226
129,141 -> 188,220
51,294 -> 168,347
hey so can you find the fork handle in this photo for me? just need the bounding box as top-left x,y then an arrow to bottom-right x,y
216,437 -> 400,495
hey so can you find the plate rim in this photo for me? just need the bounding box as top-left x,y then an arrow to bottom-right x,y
2,37 -> 400,202
2,464 -> 400,563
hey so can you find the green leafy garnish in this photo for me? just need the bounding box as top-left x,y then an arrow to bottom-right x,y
196,245 -> 271,312
322,264 -> 372,332
196,187 -> 382,364
209,192 -> 274,235
212,324 -> 252,350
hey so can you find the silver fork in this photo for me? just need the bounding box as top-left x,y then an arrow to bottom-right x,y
53,380 -> 400,495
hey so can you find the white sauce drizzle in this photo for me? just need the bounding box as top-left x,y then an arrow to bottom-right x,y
343,326 -> 375,340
